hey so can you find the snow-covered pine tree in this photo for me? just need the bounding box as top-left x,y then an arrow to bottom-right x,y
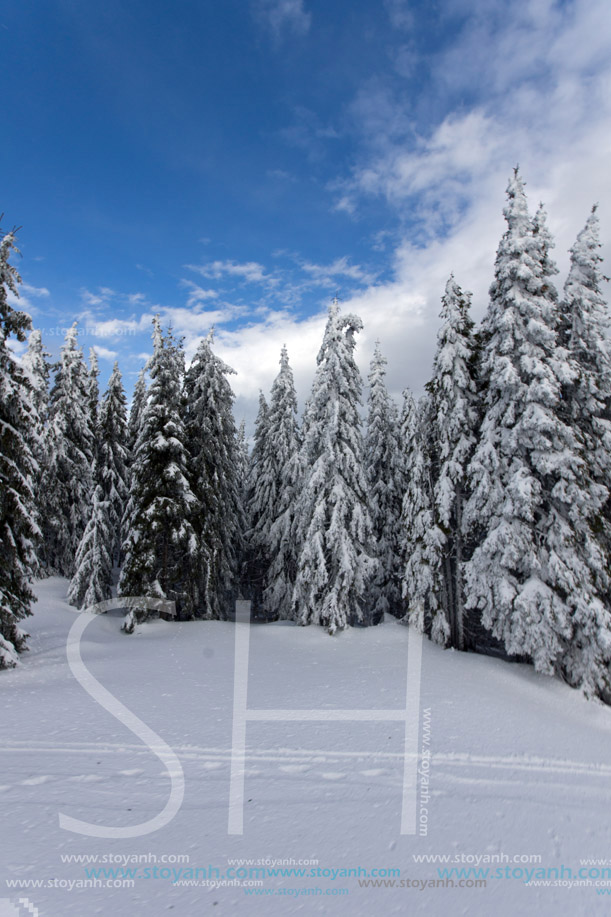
0,227 -> 40,667
21,329 -> 51,576
244,392 -> 271,610
182,331 -> 244,619
400,391 -> 448,642
98,361 -> 129,565
119,320 -> 198,623
121,365 -> 148,541
293,300 -> 376,633
425,276 -> 479,649
88,347 -> 100,455
463,170 -> 607,684
22,328 -> 50,433
42,323 -> 94,577
237,419 -> 249,482
557,206 -> 611,697
262,346 -> 302,620
365,342 -> 402,621
67,478 -> 113,609
127,366 -> 148,456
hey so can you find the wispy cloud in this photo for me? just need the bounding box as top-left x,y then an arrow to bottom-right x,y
181,280 -> 220,308
92,344 -> 118,360
253,0 -> 311,42
186,259 -> 273,285
300,256 -> 378,287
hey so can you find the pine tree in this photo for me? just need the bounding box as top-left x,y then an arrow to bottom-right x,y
98,362 -> 129,565
463,170 -> 606,682
365,342 -> 402,621
88,347 -> 100,453
67,479 -> 113,609
558,207 -> 611,697
41,323 -> 94,577
293,300 -> 376,633
0,227 -> 40,667
119,320 -> 198,622
244,392 -> 271,610
127,366 -> 148,456
182,332 -> 244,619
237,419 -> 249,482
262,346 -> 302,619
22,328 -> 51,576
400,392 -> 447,642
121,365 -> 148,544
425,276 -> 479,649
22,328 -> 50,433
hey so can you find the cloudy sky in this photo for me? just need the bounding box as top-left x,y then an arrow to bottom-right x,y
3,0 -> 611,428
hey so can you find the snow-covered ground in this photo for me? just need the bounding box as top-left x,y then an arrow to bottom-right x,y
2,579 -> 611,917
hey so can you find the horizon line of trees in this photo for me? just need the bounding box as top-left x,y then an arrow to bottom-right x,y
1,168 -> 611,702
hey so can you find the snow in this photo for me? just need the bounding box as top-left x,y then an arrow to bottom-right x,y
2,578 -> 611,915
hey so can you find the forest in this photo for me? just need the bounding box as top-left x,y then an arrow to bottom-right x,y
2,168 -> 610,703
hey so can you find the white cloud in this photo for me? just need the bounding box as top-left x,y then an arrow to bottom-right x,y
300,256 -> 377,287
21,282 -> 50,298
181,280 -> 220,308
384,0 -> 414,30
254,0 -> 311,41
187,259 -> 272,285
92,345 -> 118,360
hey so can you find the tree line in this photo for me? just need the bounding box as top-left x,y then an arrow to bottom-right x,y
1,169 -> 610,701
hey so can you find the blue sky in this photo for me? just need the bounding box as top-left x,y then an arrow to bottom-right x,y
3,0 -> 611,427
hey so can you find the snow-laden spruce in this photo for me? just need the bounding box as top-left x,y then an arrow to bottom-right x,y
558,206 -> 611,697
244,391 -> 271,609
262,346 -> 302,619
88,347 -> 100,459
365,342 -> 403,620
21,329 -> 51,577
0,229 -> 40,667
41,323 -> 94,577
182,331 -> 244,619
463,171 -> 609,690
97,361 -> 129,565
425,276 -> 479,648
293,301 -> 376,633
67,479 -> 113,609
400,391 -> 448,642
119,320 -> 198,623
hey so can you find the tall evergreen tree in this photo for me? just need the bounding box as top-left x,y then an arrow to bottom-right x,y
98,362 -> 129,565
558,206 -> 611,697
262,346 -> 302,619
293,300 -> 376,633
244,392 -> 271,610
67,477 -> 113,609
22,329 -> 51,576
88,348 -> 100,447
182,332 -> 244,619
0,227 -> 39,667
42,323 -> 94,577
425,276 -> 479,649
463,170 -> 607,686
119,320 -> 198,622
127,366 -> 148,457
400,392 -> 447,641
365,342 -> 402,621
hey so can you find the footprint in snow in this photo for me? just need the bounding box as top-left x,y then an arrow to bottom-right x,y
21,775 -> 53,786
